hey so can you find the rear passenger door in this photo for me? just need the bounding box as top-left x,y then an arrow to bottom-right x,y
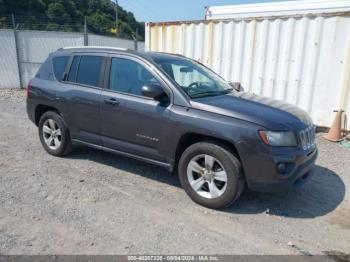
56,53 -> 106,145
100,55 -> 171,161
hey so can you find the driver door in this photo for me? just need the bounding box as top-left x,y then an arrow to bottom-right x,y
100,55 -> 171,162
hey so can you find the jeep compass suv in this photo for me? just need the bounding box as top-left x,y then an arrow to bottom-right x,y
27,47 -> 318,209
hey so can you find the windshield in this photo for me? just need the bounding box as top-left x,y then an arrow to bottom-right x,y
153,57 -> 234,98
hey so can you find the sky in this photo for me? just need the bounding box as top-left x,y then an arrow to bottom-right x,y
117,0 -> 296,22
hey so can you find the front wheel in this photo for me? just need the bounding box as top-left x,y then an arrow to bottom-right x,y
178,142 -> 244,209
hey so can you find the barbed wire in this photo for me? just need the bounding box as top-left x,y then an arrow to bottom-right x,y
6,16 -> 113,31
1,14 -> 88,33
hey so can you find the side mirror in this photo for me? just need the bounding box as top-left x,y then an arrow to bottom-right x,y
229,82 -> 244,92
141,84 -> 166,100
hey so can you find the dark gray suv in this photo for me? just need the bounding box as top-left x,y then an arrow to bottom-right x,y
27,47 -> 318,209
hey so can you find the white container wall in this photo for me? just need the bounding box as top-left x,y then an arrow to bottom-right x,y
145,13 -> 350,129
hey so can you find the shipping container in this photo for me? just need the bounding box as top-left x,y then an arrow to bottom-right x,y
145,1 -> 350,130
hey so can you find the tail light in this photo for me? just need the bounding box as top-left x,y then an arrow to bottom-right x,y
26,80 -> 31,97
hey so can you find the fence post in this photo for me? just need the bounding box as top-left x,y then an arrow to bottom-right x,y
132,28 -> 138,51
134,38 -> 138,51
11,14 -> 24,89
84,16 -> 88,46
135,28 -> 139,50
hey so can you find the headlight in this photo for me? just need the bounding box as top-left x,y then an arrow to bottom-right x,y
259,131 -> 297,147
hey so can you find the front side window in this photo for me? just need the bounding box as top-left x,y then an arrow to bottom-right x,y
153,57 -> 234,98
109,58 -> 159,96
52,56 -> 69,81
67,55 -> 103,87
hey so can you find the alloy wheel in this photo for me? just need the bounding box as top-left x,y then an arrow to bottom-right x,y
42,119 -> 62,150
187,154 -> 227,199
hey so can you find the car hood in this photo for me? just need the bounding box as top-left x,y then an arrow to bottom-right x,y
190,92 -> 313,130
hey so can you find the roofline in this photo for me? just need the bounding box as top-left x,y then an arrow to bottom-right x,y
57,46 -> 129,51
55,47 -> 187,59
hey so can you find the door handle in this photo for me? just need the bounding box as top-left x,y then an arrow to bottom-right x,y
104,98 -> 120,106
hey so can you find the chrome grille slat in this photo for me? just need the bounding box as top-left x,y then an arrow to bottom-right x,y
298,126 -> 316,150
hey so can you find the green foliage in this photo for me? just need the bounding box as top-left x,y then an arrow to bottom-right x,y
47,3 -> 67,22
0,0 -> 145,40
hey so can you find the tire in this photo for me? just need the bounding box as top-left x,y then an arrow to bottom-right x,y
178,141 -> 244,209
38,111 -> 73,156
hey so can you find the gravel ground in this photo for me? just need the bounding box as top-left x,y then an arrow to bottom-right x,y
0,89 -> 349,255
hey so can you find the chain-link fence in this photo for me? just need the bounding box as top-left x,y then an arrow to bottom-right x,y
0,14 -> 86,32
0,13 -> 144,39
0,14 -> 145,88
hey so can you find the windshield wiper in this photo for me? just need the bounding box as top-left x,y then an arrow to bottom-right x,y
190,91 -> 222,98
191,88 -> 234,98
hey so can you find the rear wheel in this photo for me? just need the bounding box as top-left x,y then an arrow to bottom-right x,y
38,111 -> 73,156
178,142 -> 244,209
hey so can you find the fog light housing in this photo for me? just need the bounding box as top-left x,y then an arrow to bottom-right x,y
277,163 -> 287,174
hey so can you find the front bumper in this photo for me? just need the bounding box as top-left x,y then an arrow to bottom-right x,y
236,139 -> 318,194
248,148 -> 318,193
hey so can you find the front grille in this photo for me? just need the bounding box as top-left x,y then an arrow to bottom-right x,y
298,126 -> 316,150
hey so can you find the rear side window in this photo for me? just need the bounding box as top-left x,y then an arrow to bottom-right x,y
52,56 -> 69,81
67,55 -> 103,87
77,56 -> 103,86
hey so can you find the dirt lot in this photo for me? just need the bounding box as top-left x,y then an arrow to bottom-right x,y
0,89 -> 349,255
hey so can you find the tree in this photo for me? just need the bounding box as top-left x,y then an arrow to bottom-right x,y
47,3 -> 67,22
0,0 -> 145,40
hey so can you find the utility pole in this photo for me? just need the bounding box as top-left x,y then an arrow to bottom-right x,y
115,0 -> 119,37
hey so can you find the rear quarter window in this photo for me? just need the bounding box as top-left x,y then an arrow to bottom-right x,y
52,56 -> 69,81
36,57 -> 52,80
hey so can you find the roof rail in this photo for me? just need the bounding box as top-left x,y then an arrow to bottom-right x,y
58,46 -> 129,51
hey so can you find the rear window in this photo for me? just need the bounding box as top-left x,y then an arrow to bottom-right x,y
67,55 -> 103,87
52,56 -> 69,81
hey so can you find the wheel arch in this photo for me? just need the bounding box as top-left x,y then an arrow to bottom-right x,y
35,104 -> 61,126
174,133 -> 241,166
